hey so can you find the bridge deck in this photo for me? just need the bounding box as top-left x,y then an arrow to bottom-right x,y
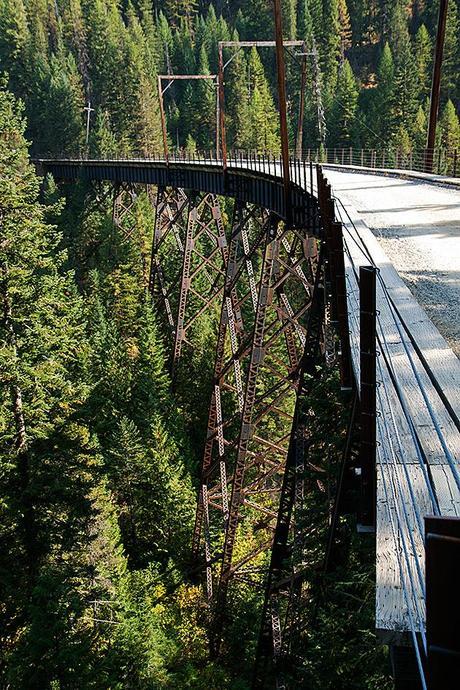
334,193 -> 460,643
39,158 -> 460,645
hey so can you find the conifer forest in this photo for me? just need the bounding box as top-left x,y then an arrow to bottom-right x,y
0,0 -> 458,688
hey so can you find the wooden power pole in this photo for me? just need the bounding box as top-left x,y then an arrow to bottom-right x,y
425,0 -> 449,173
272,0 -> 291,225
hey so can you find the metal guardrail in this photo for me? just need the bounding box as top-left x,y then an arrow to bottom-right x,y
35,147 -> 460,178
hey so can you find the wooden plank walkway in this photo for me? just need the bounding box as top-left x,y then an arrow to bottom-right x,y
333,193 -> 460,642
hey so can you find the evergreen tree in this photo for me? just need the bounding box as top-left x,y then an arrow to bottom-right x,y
0,0 -> 29,91
282,0 -> 297,39
247,47 -> 280,153
298,0 -> 313,43
0,83 -> 98,689
166,0 -> 198,32
373,42 -> 395,145
414,23 -> 432,100
157,10 -> 174,74
193,44 -> 217,149
391,7 -> 420,143
338,0 -> 352,61
439,99 -> 460,149
322,0 -> 341,95
37,49 -> 86,155
442,0 -> 460,101
413,103 -> 428,150
329,59 -> 359,146
225,35 -> 251,149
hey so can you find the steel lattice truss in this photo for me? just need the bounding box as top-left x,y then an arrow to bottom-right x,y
147,187 -> 327,659
113,182 -> 139,239
149,187 -> 229,372
105,180 -> 346,686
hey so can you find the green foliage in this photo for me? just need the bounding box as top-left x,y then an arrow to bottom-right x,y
246,47 -> 280,153
329,59 -> 359,146
1,0 -> 460,686
439,99 -> 460,149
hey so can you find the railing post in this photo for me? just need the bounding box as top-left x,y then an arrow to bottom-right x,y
358,265 -> 377,529
425,516 -> 460,690
331,221 -> 353,390
453,149 -> 458,177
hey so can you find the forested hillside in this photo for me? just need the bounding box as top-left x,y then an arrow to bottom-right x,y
0,1 -> 456,688
0,0 -> 459,156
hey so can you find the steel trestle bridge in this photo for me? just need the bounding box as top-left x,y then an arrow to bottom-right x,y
37,154 -> 460,690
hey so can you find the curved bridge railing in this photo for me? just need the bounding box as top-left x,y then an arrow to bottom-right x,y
36,155 -> 318,229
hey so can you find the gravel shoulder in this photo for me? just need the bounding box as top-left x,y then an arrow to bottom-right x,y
324,169 -> 460,358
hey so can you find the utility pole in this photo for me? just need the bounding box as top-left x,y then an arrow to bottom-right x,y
272,0 -> 291,225
84,101 -> 94,150
425,0 -> 449,173
218,44 -> 227,171
295,47 -> 307,158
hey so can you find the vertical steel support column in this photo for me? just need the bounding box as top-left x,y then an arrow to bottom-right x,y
149,187 -> 188,335
149,189 -> 230,372
426,516 -> 460,690
358,266 -> 377,528
191,202 -> 245,564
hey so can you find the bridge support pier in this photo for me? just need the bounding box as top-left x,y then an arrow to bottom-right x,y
187,200 -> 322,659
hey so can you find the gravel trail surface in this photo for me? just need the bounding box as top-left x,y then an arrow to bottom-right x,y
324,169 -> 460,357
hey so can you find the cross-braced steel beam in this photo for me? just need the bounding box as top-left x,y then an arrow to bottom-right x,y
112,182 -> 138,239
186,199 -> 319,655
252,245 -> 326,687
149,187 -> 229,373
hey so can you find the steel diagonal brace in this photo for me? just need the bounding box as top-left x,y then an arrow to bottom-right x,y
252,246 -> 326,688
172,195 -> 197,370
192,202 -> 247,566
211,215 -> 279,656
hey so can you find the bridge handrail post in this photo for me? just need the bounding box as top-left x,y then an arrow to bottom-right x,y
425,515 -> 460,690
358,265 -> 377,529
331,221 -> 353,390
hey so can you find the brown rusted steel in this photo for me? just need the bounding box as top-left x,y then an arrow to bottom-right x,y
316,167 -> 353,389
252,245 -> 326,687
426,515 -> 460,689
425,0 -> 449,173
219,40 -> 304,48
199,213 -> 318,656
112,182 -> 138,239
359,265 -> 377,528
273,0 -> 291,225
149,186 -> 320,665
218,45 -> 227,171
149,188 -> 229,373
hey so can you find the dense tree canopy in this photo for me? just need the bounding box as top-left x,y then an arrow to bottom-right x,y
0,0 -> 458,155
0,0 -> 458,687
